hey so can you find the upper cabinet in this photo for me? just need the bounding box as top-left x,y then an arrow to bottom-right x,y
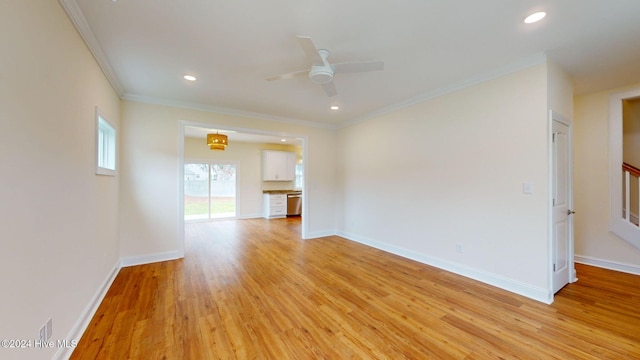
263,150 -> 296,181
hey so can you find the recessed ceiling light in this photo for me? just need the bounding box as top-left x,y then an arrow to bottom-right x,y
280,139 -> 287,142
524,12 -> 546,24
330,105 -> 340,110
183,75 -> 197,81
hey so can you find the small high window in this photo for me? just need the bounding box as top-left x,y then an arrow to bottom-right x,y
96,108 -> 116,176
295,163 -> 303,190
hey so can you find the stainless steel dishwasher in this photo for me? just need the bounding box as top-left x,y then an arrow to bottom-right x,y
286,192 -> 302,216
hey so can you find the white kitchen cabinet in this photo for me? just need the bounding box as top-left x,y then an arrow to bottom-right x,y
263,194 -> 287,219
262,150 -> 295,181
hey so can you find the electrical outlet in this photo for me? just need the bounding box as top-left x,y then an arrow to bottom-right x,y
456,243 -> 464,253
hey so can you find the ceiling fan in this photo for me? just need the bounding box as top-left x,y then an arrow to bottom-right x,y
266,35 -> 384,97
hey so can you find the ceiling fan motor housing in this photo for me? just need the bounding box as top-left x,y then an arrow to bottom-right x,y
309,49 -> 334,84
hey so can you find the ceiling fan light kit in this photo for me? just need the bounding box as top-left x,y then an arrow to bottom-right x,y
309,67 -> 333,84
267,35 -> 384,97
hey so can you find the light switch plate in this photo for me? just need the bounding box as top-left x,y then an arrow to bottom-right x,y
523,182 -> 534,194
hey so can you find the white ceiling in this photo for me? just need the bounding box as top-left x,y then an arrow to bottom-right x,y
64,0 -> 640,128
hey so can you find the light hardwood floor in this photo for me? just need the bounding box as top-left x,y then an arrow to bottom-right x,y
71,217 -> 640,359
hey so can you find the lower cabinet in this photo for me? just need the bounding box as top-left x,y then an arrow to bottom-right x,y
263,194 -> 287,219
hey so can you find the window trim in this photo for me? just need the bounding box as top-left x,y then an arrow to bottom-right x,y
95,107 -> 117,176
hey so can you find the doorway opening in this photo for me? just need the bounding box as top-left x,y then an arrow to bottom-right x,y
178,121 -> 309,258
622,98 -> 640,227
609,88 -> 640,249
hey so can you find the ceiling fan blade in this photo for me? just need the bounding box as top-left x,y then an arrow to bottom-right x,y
266,70 -> 308,81
333,61 -> 384,74
321,82 -> 337,97
296,35 -> 323,65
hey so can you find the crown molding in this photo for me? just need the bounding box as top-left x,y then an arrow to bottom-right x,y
59,0 -> 124,96
57,0 -> 334,130
122,93 -> 339,130
340,52 -> 548,129
57,0 -> 548,132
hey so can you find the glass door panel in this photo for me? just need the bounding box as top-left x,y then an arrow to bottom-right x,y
184,163 -> 210,220
184,163 -> 237,220
210,164 -> 236,218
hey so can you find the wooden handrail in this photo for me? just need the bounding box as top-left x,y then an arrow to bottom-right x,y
623,162 -> 640,178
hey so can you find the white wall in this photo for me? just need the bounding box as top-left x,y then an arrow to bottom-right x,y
547,60 -> 574,119
337,63 -> 552,301
184,138 -> 302,218
119,101 -> 337,262
574,84 -> 640,269
0,2 -> 120,359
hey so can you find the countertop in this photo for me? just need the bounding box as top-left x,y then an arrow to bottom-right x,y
263,190 -> 302,194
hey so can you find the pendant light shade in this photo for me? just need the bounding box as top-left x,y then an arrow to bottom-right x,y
207,133 -> 228,150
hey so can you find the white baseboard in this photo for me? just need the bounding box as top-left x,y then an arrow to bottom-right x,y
305,230 -> 336,239
120,250 -> 184,267
336,231 -> 553,304
54,262 -> 121,360
575,254 -> 640,276
58,229 -> 567,360
56,250 -> 183,358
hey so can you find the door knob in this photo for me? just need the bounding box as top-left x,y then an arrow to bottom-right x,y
567,210 -> 575,215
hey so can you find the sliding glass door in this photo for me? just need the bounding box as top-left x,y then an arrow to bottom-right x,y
184,162 -> 237,220
209,164 -> 236,218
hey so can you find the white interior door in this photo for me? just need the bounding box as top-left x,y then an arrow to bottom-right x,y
551,114 -> 574,293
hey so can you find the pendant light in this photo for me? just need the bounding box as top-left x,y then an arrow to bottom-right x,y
207,132 -> 228,150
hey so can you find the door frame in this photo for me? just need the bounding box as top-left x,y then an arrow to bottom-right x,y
609,88 -> 640,248
549,110 -> 577,296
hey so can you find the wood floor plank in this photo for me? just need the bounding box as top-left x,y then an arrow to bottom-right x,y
70,217 -> 640,359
